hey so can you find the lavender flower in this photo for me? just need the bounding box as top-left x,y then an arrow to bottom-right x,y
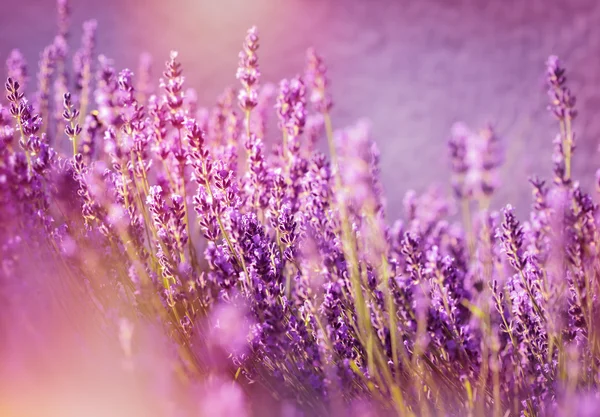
35,43 -> 57,132
73,19 -> 98,103
236,26 -> 260,113
306,47 -> 332,113
547,55 -> 577,181
6,49 -> 28,91
94,55 -> 119,126
62,92 -> 82,154
160,51 -> 184,118
57,0 -> 70,39
449,121 -> 503,201
3,7 -> 600,416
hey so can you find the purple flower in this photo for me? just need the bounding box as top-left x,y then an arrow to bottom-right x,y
6,49 -> 28,91
4,8 -> 600,415
160,51 -> 185,118
237,27 -> 260,112
305,48 -> 332,113
546,55 -> 577,181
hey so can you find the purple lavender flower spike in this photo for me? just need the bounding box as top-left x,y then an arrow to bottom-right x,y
237,26 -> 260,113
6,49 -> 28,91
306,47 -> 332,113
546,55 -> 577,182
160,51 -> 185,120
57,0 -> 70,38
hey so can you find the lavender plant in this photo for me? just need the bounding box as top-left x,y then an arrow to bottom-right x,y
2,2 -> 600,416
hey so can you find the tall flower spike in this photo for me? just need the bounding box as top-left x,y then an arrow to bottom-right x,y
546,55 -> 576,181
94,55 -> 118,126
63,92 -> 82,154
306,47 -> 332,113
57,0 -> 70,38
35,44 -> 57,132
160,51 -> 184,117
479,124 -> 503,197
236,26 -> 260,112
499,204 -> 526,271
448,121 -> 502,201
6,49 -> 28,91
337,119 -> 378,210
72,19 -> 98,126
53,31 -> 69,141
546,56 -> 577,122
448,122 -> 470,199
117,68 -> 147,164
276,77 -> 307,140
6,77 -> 42,166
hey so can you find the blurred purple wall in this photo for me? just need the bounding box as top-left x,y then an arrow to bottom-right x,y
2,0 -> 599,217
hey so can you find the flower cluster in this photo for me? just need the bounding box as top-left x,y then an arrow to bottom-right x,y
2,2 -> 600,417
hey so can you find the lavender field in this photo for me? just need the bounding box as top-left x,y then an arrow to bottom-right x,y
2,1 -> 600,416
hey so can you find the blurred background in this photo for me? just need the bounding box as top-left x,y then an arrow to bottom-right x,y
1,0 -> 599,218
